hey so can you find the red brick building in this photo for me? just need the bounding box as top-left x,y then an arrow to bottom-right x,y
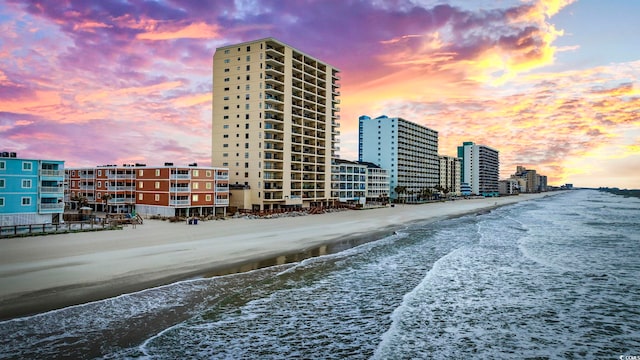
66,163 -> 229,217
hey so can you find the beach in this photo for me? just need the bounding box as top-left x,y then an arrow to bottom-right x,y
0,193 -> 555,320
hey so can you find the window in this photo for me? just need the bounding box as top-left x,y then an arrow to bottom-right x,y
246,65 -> 250,71
155,194 -> 160,201
224,49 -> 230,54
224,77 -> 230,82
193,182 -> 199,190
246,75 -> 250,81
224,106 -> 229,110
0,161 -> 5,170
139,182 -> 143,188
139,169 -> 144,176
22,179 -> 31,188
22,162 -> 32,171
245,104 -> 250,110
193,170 -> 199,177
223,115 -> 229,119
206,194 -> 212,201
98,181 -> 102,188
0,179 -> 4,188
246,46 -> 250,52
155,181 -> 160,189
223,125 -> 229,129
245,94 -> 250,100
0,198 -> 4,206
224,58 -> 230,63
206,170 -> 212,177
155,169 -> 160,176
224,68 -> 230,72
139,193 -> 143,201
192,194 -> 199,202
223,134 -> 229,138
224,87 -> 229,91
223,96 -> 229,100
223,144 -> 229,148
22,197 -> 31,206
206,182 -> 212,189
244,172 -> 249,178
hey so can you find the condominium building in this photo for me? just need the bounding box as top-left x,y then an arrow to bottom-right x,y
457,141 -> 499,196
212,38 -> 340,211
360,161 -> 390,204
0,152 -> 65,226
439,155 -> 461,196
66,163 -> 229,217
358,115 -> 438,201
511,166 -> 547,193
331,159 -> 367,206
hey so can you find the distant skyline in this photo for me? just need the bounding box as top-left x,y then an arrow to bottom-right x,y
1,0 -> 638,188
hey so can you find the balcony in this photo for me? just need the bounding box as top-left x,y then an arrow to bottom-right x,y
40,169 -> 64,177
170,174 -> 191,180
170,187 -> 191,192
40,186 -> 64,193
170,200 -> 190,206
39,203 -> 65,212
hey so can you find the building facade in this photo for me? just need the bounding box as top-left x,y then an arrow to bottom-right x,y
358,115 -> 438,201
361,162 -> 390,204
439,155 -> 461,196
212,38 -> 340,211
0,152 -> 65,226
66,164 -> 229,217
457,141 -> 499,197
331,159 -> 367,205
510,166 -> 548,193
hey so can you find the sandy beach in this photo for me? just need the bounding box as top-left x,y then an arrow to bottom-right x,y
0,193 -> 558,320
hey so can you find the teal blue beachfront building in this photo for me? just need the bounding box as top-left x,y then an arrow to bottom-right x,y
0,153 -> 65,226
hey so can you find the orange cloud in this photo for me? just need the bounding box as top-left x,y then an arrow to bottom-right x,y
136,22 -> 221,40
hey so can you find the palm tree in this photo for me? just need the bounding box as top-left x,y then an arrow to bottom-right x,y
394,185 -> 407,203
101,194 -> 112,214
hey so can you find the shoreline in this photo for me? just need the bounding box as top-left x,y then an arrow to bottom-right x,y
0,192 -> 563,320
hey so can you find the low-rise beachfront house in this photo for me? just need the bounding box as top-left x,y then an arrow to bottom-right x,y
0,152 -> 65,226
331,159 -> 367,206
66,163 -> 229,218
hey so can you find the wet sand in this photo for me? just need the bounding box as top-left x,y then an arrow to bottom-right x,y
0,193 -> 559,320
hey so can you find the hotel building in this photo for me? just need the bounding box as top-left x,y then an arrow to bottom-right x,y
457,141 -> 499,197
0,152 -> 65,226
212,38 -> 341,211
66,164 -> 229,217
358,115 -> 439,201
439,155 -> 461,196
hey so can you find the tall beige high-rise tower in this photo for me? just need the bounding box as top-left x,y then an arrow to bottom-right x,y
212,38 -> 340,211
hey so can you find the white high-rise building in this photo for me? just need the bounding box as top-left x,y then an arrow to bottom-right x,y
358,115 -> 438,201
457,141 -> 499,196
212,38 -> 340,211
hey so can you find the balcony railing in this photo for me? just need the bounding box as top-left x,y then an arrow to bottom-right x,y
170,200 -> 190,206
40,169 -> 64,177
40,186 -> 64,193
39,203 -> 65,211
170,187 -> 191,192
170,174 -> 191,180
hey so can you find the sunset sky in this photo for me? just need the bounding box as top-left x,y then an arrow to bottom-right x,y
1,0 -> 638,188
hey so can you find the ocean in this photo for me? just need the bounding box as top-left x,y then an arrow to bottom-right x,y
1,189 -> 638,359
